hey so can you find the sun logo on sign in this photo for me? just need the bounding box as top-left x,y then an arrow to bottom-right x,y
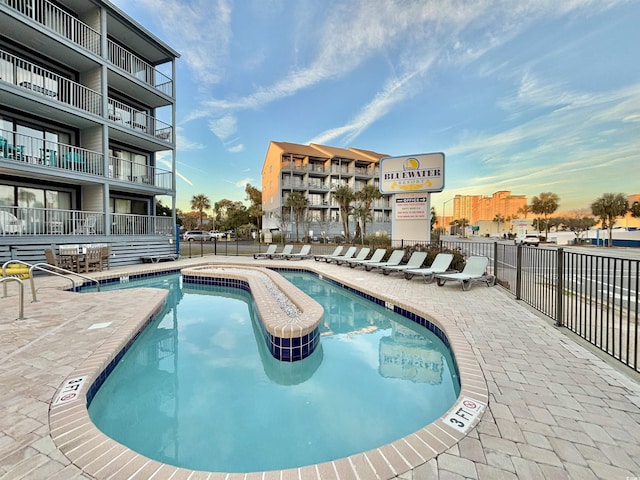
403,157 -> 420,171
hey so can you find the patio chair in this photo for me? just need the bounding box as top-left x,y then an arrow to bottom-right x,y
44,248 -> 58,267
271,244 -> 294,259
381,251 -> 428,276
435,256 -> 495,291
80,215 -> 97,234
100,245 -> 112,270
80,246 -> 103,273
58,244 -> 80,272
404,253 -> 455,283
284,244 -> 312,260
364,249 -> 405,272
336,247 -> 369,266
346,248 -> 386,268
326,246 -> 357,264
313,246 -> 343,262
0,210 -> 25,234
253,244 -> 278,259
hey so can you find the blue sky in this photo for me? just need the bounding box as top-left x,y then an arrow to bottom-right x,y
112,0 -> 639,214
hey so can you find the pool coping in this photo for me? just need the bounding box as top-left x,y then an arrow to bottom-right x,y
48,261 -> 489,480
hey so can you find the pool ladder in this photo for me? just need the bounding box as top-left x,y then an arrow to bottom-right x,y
1,260 -> 101,319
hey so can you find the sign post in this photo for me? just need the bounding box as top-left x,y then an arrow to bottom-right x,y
379,152 -> 445,243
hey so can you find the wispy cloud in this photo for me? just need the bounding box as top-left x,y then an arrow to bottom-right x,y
135,0 -> 233,87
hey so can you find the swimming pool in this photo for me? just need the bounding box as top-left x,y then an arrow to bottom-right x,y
87,269 -> 460,473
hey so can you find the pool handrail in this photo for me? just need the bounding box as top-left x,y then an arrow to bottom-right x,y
0,276 -> 25,320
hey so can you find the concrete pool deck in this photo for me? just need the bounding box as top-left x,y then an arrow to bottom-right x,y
1,254 -> 640,479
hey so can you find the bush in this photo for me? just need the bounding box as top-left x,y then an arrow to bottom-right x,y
403,242 -> 465,270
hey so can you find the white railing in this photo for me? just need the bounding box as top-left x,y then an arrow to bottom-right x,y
1,129 -> 173,190
111,213 -> 174,235
108,99 -> 173,143
108,156 -> 172,190
0,206 -> 174,236
108,41 -> 173,96
2,0 -> 101,55
1,128 -> 104,175
0,49 -> 102,115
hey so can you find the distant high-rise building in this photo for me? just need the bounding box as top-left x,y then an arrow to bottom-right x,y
440,191 -> 528,227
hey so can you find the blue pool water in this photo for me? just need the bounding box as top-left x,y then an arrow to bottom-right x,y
88,271 -> 460,473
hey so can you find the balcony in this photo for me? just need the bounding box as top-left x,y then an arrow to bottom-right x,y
108,41 -> 172,97
0,206 -> 174,236
109,99 -> 173,144
109,156 -> 172,190
1,49 -> 102,115
1,0 -> 101,55
1,129 -> 172,190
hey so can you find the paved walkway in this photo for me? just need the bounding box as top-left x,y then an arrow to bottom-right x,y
1,255 -> 640,479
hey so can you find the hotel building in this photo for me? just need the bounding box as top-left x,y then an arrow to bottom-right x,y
261,141 -> 392,240
0,0 -> 179,265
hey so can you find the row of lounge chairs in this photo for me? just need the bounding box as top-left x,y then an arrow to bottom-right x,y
253,244 -> 312,260
313,246 -> 495,290
255,244 -> 495,290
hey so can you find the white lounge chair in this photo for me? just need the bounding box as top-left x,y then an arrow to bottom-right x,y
364,250 -> 405,272
284,244 -> 312,260
271,244 -> 294,259
381,251 -> 427,275
336,247 -> 370,265
253,244 -> 278,259
435,256 -> 495,290
326,246 -> 357,264
404,253 -> 455,283
314,246 -> 343,262
346,248 -> 386,268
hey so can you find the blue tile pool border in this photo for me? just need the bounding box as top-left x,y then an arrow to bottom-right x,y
80,265 -> 460,408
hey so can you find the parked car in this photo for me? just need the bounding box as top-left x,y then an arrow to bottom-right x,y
515,233 -> 540,246
183,230 -> 214,241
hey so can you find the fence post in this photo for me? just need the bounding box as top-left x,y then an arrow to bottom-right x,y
515,244 -> 522,300
556,247 -> 564,327
493,242 -> 498,282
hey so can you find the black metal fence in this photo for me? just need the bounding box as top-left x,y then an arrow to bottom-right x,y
439,239 -> 640,373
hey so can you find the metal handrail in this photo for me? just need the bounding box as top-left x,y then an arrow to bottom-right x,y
0,277 -> 25,320
28,263 -> 100,302
1,260 -> 100,303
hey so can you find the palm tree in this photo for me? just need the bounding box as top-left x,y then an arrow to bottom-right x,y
591,193 -> 629,247
493,213 -> 505,235
190,194 -> 211,229
351,204 -> 372,244
332,185 -> 355,242
517,205 -> 531,219
530,192 -> 559,238
354,184 -> 382,238
284,191 -> 308,242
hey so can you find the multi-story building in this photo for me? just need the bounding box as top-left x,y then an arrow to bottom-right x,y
0,0 -> 179,265
440,191 -> 528,229
262,141 -> 392,240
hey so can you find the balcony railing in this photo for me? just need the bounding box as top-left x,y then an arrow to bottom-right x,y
0,49 -> 102,115
108,40 -> 173,96
1,129 -> 172,189
0,206 -> 174,236
108,99 -> 173,143
1,0 -> 101,55
108,156 -> 172,190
